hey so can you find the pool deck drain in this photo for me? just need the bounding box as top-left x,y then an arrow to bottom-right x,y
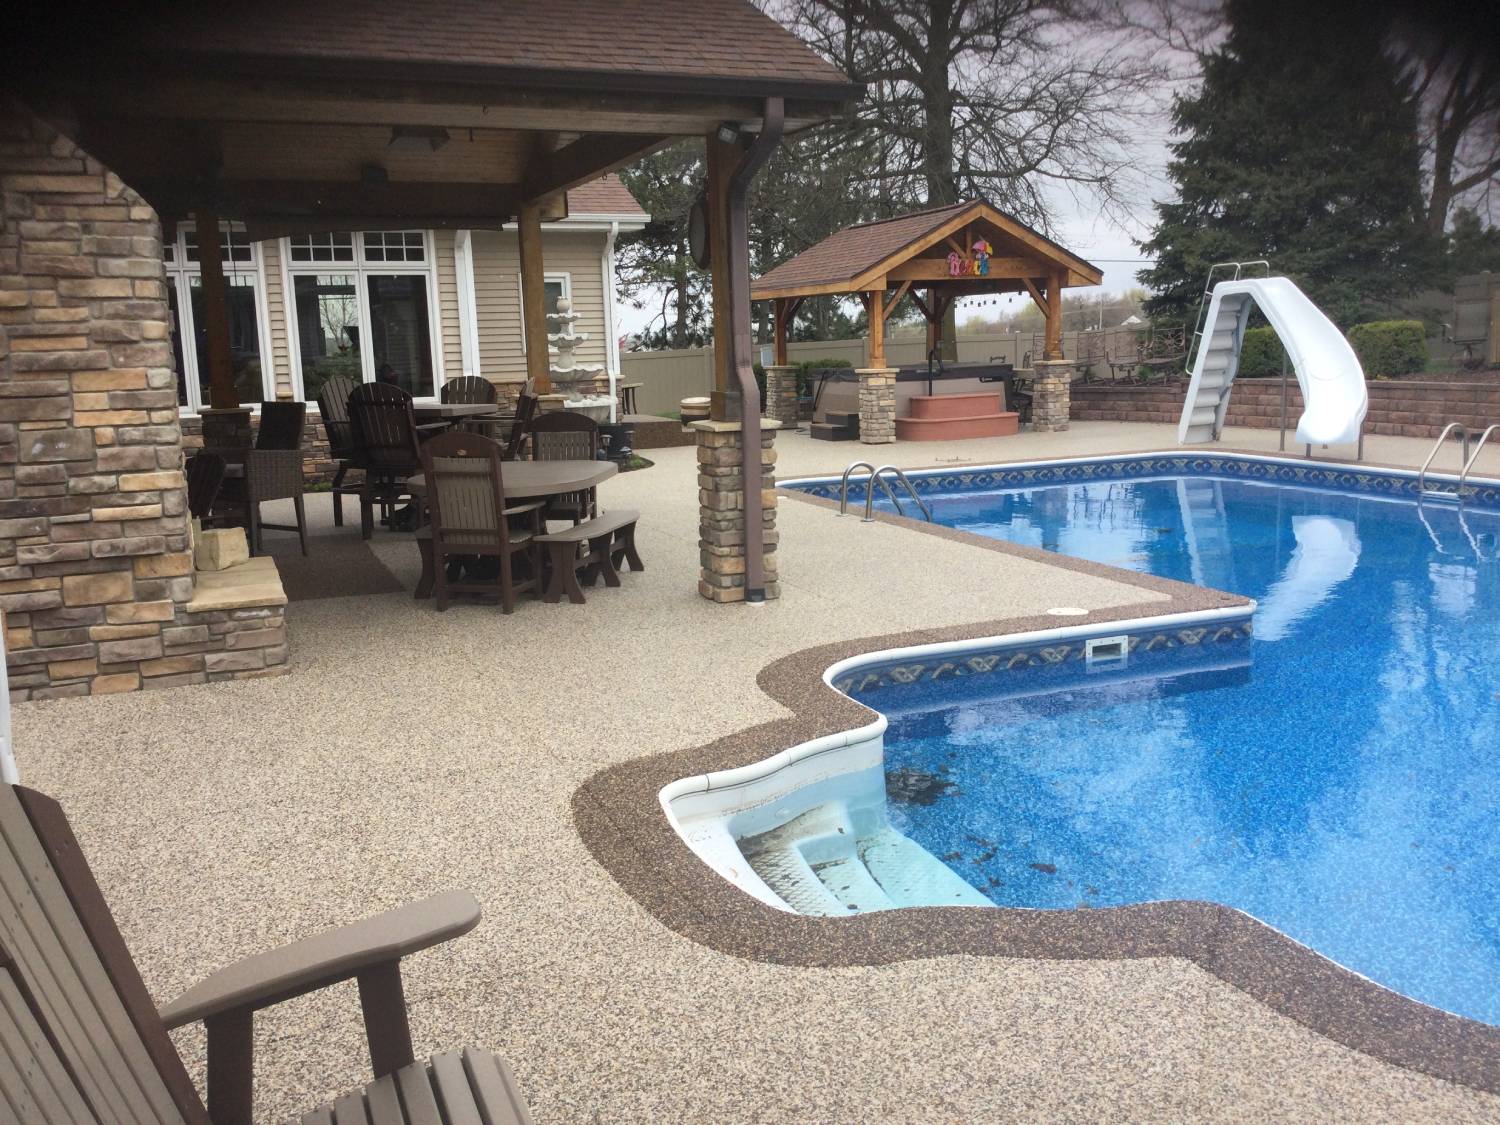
14,421 -> 1500,1122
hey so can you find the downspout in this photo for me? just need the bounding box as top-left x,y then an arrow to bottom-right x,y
604,220 -> 620,423
726,97 -> 784,604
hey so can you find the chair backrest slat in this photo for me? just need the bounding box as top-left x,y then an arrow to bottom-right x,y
0,785 -> 196,1123
316,375 -> 360,461
528,411 -> 599,463
255,401 -> 307,451
349,383 -> 423,472
0,965 -> 96,1123
440,376 -> 498,406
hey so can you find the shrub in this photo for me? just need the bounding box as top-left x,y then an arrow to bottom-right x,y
796,356 -> 853,397
1236,326 -> 1284,378
1347,320 -> 1427,377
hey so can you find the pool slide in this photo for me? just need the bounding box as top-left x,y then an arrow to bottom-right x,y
1178,276 -> 1368,447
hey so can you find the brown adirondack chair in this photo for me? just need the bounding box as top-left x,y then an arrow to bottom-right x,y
315,375 -> 361,528
527,411 -> 600,525
347,383 -> 429,539
0,783 -> 531,1123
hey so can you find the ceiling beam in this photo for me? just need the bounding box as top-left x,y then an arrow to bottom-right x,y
885,257 -> 1037,282
134,177 -> 527,229
523,132 -> 670,203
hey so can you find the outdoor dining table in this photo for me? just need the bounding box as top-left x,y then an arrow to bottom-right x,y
406,459 -> 618,598
412,402 -> 508,424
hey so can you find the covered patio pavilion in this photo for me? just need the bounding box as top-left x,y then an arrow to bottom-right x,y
751,199 -> 1102,440
3,0 -> 861,707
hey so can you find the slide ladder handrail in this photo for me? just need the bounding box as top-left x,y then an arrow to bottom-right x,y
837,461 -> 933,523
1417,422 -> 1471,497
1186,259 -> 1272,373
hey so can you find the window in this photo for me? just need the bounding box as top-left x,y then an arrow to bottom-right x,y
517,272 -> 572,350
163,222 -> 271,413
284,230 -> 441,400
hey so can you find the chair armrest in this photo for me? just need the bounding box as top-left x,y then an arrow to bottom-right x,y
160,890 -> 479,1029
502,500 -> 546,517
415,421 -> 449,432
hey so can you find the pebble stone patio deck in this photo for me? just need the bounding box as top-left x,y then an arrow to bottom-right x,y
13,421 -> 1500,1122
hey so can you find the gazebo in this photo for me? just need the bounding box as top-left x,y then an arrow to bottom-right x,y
752,200 -> 1101,440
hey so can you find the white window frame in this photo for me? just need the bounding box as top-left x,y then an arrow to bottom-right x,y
165,221 -> 276,415
281,229 -> 446,402
517,271 -> 572,353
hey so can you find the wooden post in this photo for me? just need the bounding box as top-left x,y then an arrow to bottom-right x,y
773,297 -> 789,366
194,210 -> 239,409
518,199 -> 551,392
1045,268 -> 1066,360
867,286 -> 886,369
706,133 -> 737,395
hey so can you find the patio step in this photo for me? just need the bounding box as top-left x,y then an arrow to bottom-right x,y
810,416 -> 859,441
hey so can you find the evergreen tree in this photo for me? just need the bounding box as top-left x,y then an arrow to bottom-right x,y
1139,0 -> 1432,328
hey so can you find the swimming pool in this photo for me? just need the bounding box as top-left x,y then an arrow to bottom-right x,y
780,456 -> 1500,1027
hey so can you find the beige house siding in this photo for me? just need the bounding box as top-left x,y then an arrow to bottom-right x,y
470,227 -> 610,382
433,229 -> 463,380
260,239 -> 294,399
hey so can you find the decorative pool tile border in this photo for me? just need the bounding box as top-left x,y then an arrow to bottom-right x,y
833,620 -> 1253,696
788,453 -> 1500,511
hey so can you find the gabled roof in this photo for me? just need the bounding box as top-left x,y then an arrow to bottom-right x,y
134,0 -> 859,101
566,175 -> 647,220
752,199 -> 1102,299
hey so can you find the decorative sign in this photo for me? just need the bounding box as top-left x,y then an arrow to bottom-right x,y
947,239 -> 994,277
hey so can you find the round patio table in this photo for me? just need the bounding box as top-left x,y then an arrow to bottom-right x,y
404,459 -> 616,500
407,459 -> 618,598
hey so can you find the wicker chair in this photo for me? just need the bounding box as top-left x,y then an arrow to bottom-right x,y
348,382 -> 426,540
210,401 -> 309,555
418,430 -> 544,613
527,410 -> 601,524
184,450 -> 226,521
315,374 -> 361,527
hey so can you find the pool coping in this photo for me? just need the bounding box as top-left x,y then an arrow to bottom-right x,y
572,448 -> 1500,1096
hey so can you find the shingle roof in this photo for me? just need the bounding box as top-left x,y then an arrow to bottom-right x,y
753,202 -> 971,294
752,199 -> 1102,297
141,0 -> 856,96
566,175 -> 647,218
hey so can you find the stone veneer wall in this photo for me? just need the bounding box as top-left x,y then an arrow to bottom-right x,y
2,101 -> 286,700
1071,377 -> 1500,439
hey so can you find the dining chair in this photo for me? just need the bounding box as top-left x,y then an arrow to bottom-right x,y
503,392 -> 539,460
206,402 -> 309,555
315,374 -> 361,526
348,383 -> 426,539
184,450 -> 226,521
527,410 -> 601,524
419,430 -> 544,613
441,374 -> 512,440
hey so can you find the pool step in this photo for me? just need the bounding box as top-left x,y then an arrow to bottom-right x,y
738,801 -> 990,914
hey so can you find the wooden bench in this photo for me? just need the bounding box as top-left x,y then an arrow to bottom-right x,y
535,509 -> 642,604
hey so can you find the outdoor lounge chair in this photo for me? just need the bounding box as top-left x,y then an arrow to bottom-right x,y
0,781 -> 532,1124
315,374 -> 361,528
527,411 -> 601,525
418,430 -> 544,613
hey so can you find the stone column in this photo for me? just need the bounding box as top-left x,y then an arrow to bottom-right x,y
856,367 -> 897,444
1031,359 -> 1076,433
763,365 -> 799,428
692,418 -> 780,603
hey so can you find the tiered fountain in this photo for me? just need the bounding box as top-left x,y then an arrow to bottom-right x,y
544,296 -> 613,422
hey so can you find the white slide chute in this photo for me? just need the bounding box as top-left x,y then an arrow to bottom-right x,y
1178,276 -> 1367,447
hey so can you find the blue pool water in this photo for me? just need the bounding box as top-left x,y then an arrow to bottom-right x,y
846,470 -> 1500,1024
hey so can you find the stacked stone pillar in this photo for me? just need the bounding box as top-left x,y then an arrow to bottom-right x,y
763,364 -> 799,428
1,100 -> 286,699
693,418 -> 780,603
856,367 -> 896,444
1031,359 -> 1076,433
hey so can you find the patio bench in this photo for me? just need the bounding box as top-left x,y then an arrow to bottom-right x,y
536,509 -> 643,604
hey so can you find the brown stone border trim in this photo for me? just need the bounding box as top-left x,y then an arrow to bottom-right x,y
574,462 -> 1500,1095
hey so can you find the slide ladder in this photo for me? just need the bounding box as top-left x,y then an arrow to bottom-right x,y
1177,274 -> 1368,451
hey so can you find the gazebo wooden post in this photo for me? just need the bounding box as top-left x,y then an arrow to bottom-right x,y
1044,268 -> 1066,360
193,209 -> 239,410
867,286 -> 885,369
772,297 -> 789,366
518,199 -> 551,394
856,284 -> 895,444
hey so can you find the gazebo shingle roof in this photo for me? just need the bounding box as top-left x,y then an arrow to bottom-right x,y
139,0 -> 857,96
753,202 -> 972,293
